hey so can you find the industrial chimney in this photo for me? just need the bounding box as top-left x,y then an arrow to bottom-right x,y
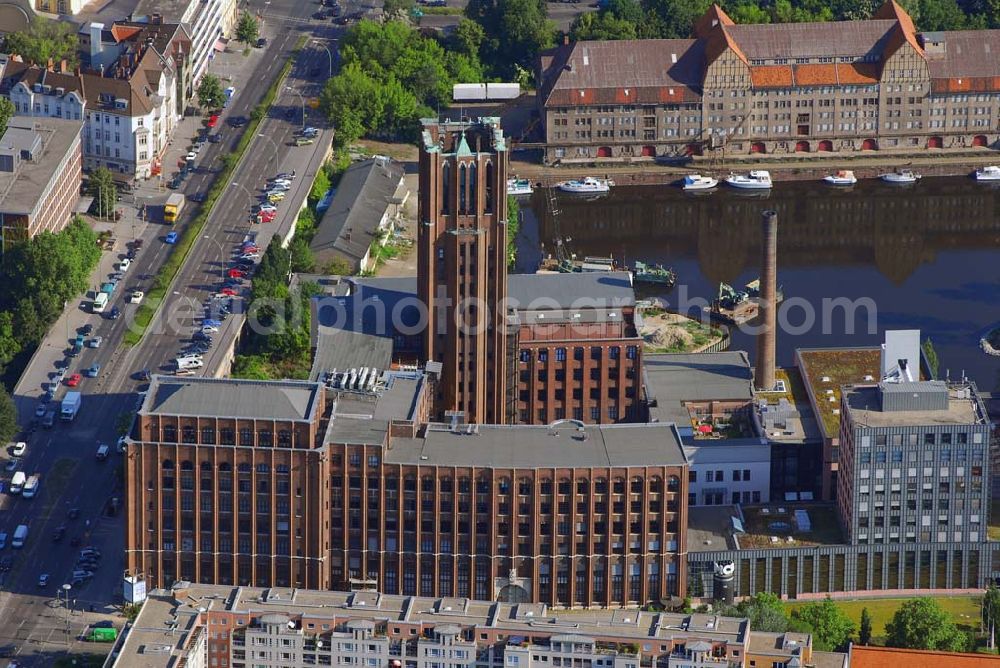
754,210 -> 778,391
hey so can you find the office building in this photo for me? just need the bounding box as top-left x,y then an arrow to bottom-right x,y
536,0 -> 1000,163
0,117 -> 83,254
126,373 -> 690,608
110,583 -> 846,668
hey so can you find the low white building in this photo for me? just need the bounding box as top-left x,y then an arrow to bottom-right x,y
684,443 -> 772,507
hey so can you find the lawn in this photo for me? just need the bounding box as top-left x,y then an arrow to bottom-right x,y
784,595 -> 983,638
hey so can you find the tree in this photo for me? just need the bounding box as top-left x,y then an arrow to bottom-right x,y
384,0 -> 415,12
289,236 -> 315,273
569,11 -> 638,40
0,312 -> 20,371
917,0 -> 967,29
859,608 -> 873,646
789,598 -> 855,652
729,592 -> 789,632
0,384 -> 16,444
466,0 -> 555,80
884,598 -> 968,651
984,584 -> 1000,651
88,167 -> 117,220
642,0 -> 712,38
922,337 -> 939,377
0,98 -> 14,138
236,12 -> 260,44
3,17 -> 78,68
197,74 -> 225,111
451,18 -> 486,57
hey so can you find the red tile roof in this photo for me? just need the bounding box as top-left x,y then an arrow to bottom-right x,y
849,646 -> 1000,668
750,65 -> 793,88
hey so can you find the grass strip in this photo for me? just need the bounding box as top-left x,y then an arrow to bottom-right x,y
124,37 -> 307,346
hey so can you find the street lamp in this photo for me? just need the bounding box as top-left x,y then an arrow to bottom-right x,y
285,86 -> 306,131
61,583 -> 72,645
312,39 -> 334,78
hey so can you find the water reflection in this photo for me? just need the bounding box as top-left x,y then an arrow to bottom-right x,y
521,176 -> 1000,389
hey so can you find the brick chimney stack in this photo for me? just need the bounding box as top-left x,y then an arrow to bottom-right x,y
754,210 -> 778,391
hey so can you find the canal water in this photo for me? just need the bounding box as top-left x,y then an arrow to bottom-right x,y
518,176 -> 1000,391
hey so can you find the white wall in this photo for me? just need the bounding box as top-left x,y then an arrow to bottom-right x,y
684,443 -> 771,506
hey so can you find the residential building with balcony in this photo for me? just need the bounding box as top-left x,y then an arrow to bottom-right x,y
109,583 -> 846,668
536,0 -> 1000,163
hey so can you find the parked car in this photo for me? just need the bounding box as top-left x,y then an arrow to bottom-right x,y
228,268 -> 246,279
34,403 -> 48,418
221,287 -> 239,295
108,306 -> 121,320
185,151 -> 197,162
11,442 -> 26,457
65,373 -> 82,387
79,324 -> 93,335
256,37 -> 267,48
207,114 -> 219,128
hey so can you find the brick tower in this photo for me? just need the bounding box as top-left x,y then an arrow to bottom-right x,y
417,117 -> 510,424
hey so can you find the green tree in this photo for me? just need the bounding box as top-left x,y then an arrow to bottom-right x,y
289,236 -> 315,273
884,598 -> 968,651
569,11 -> 638,40
232,354 -> 272,379
3,17 -> 78,68
507,194 -> 520,267
727,592 -> 789,632
0,384 -> 16,444
466,0 -> 555,80
859,607 -> 873,646
789,598 -> 855,652
236,12 -> 260,44
642,0 -> 712,38
88,167 -> 117,220
451,18 -> 486,57
984,584 -> 1000,651
320,62 -> 385,146
197,74 -> 225,111
384,0 -> 415,12
922,337 -> 939,377
0,97 -> 14,138
0,311 -> 21,371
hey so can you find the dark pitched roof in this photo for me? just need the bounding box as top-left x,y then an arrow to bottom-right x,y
924,30 -> 1000,79
726,20 -> 896,60
541,39 -> 704,107
310,158 -> 404,266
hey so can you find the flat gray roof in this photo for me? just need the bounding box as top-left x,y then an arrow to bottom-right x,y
687,505 -> 741,552
322,372 -> 425,446
508,271 -> 635,310
644,352 -> 754,424
844,383 -> 985,427
0,118 -> 82,216
111,589 -> 202,668
142,376 -> 323,421
385,422 -> 687,468
310,328 -> 394,382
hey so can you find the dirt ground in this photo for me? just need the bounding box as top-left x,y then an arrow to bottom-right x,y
640,310 -> 725,353
376,172 -> 419,278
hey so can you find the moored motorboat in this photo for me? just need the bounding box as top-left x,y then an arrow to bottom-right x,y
682,174 -> 719,191
880,169 -> 921,184
556,176 -> 613,194
724,170 -> 773,189
823,170 -> 857,186
973,165 -> 1000,182
633,261 -> 676,287
507,177 -> 534,196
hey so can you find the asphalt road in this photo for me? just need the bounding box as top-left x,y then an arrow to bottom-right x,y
0,1 -> 347,663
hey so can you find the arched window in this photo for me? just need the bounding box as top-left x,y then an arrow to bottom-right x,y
200,461 -> 212,471
237,462 -> 252,473
459,163 -> 467,213
162,459 -> 175,470
484,162 -> 494,213
218,462 -> 232,472
181,460 -> 194,471
667,476 -> 680,492
441,163 -> 450,214
469,162 -> 478,214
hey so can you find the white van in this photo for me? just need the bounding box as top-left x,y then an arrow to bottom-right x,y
96,444 -> 110,461
10,471 -> 25,494
12,524 -> 28,548
175,355 -> 204,370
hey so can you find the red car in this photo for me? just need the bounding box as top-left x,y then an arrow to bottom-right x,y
227,268 -> 246,279
257,210 -> 276,223
241,245 -> 259,254
220,287 -> 237,296
207,114 -> 219,128
65,373 -> 82,387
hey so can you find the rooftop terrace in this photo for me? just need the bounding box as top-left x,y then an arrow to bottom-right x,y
797,348 -> 882,439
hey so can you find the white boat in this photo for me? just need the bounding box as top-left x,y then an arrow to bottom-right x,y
557,176 -> 612,194
507,178 -> 534,196
682,174 -> 719,191
724,170 -> 773,190
823,170 -> 857,186
880,169 -> 921,184
973,165 -> 1000,182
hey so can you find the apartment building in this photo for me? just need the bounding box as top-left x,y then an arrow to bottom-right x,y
536,0 -> 1000,163
0,21 -> 188,180
111,583 -> 845,668
0,117 -> 83,254
131,0 -> 238,85
127,373 -> 689,608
